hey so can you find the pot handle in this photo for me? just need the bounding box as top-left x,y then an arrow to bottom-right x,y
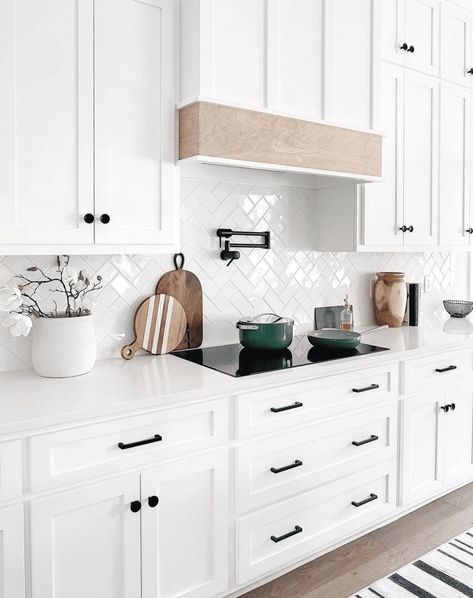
236,323 -> 260,330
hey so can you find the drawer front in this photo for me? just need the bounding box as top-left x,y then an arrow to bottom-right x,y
0,440 -> 22,503
29,399 -> 228,492
403,349 -> 473,395
236,403 -> 397,513
236,461 -> 396,584
237,364 -> 398,439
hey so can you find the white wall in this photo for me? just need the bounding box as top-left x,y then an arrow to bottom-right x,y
0,169 -> 465,372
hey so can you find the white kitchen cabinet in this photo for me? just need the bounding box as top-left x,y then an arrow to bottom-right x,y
0,0 -> 94,245
441,1 -> 473,87
0,505 -> 25,598
439,82 -> 471,246
403,70 -> 439,245
141,450 -> 228,598
0,0 -> 177,254
30,475 -> 142,598
94,0 -> 177,246
382,0 -> 440,76
181,0 -> 379,132
401,383 -> 473,506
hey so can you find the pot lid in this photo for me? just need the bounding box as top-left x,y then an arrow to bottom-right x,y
239,313 -> 294,325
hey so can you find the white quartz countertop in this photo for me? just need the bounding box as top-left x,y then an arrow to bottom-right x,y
2,322 -> 473,436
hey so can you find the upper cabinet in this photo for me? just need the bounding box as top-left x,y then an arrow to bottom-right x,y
0,0 -> 178,254
382,0 -> 440,76
441,2 -> 473,87
180,0 -> 379,132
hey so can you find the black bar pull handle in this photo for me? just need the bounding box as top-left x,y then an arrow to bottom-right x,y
352,384 -> 380,394
352,435 -> 379,447
118,434 -> 163,450
270,402 -> 303,413
435,365 -> 457,373
271,460 -> 303,474
351,493 -> 378,508
271,525 -> 303,543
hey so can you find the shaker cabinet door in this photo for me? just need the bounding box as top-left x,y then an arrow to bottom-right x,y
141,450 -> 228,598
404,0 -> 440,76
403,70 -> 439,246
0,0 -> 94,245
30,475 -> 141,598
443,384 -> 473,487
441,2 -> 473,87
0,505 -> 25,598
439,82 -> 470,246
94,0 -> 177,246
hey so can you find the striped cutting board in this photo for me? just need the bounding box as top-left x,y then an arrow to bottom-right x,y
121,293 -> 187,359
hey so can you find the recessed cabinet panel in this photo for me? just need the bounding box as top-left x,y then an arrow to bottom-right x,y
382,0 -> 405,66
267,0 -> 323,120
403,70 -> 439,245
0,0 -> 94,244
141,450 -> 228,598
401,391 -> 444,506
439,83 -> 470,246
325,0 -> 374,129
211,0 -> 266,106
444,384 -> 473,487
363,63 -> 404,246
441,2 -> 473,87
94,0 -> 177,245
30,475 -> 141,598
0,506 -> 25,598
404,0 -> 440,76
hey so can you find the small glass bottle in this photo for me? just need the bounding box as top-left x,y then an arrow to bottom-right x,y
340,295 -> 353,331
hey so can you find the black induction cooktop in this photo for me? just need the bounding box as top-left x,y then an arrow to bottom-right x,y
172,335 -> 389,377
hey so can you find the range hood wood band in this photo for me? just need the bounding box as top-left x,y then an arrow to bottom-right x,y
179,102 -> 382,178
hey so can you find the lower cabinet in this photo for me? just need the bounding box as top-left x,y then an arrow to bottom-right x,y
401,383 -> 473,506
0,505 -> 25,598
30,449 -> 228,598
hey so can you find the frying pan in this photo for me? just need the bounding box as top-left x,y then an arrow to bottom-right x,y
307,325 -> 388,351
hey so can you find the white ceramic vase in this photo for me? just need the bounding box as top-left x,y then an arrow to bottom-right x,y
31,314 -> 96,378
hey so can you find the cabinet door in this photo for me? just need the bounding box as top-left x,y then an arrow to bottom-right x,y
441,2 -> 473,87
444,384 -> 473,487
30,475 -> 141,598
267,0 -> 324,121
0,505 -> 25,598
404,0 -> 440,76
0,0 -> 94,245
324,0 -> 377,130
401,390 -> 445,506
382,0 -> 406,66
94,0 -> 177,245
439,82 -> 470,246
141,450 -> 228,598
363,63 -> 404,246
403,70 -> 439,246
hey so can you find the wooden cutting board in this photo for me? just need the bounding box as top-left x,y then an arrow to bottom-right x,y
156,253 -> 203,350
121,293 -> 187,359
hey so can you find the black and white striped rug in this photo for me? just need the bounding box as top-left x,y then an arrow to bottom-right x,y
350,528 -> 473,597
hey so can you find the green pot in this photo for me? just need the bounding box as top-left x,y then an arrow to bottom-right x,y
236,313 -> 294,351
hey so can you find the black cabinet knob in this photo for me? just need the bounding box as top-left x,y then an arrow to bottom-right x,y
441,405 -> 450,413
130,500 -> 141,513
408,225 -> 414,232
148,496 -> 159,508
84,213 -> 95,224
450,403 -> 456,411
468,68 -> 473,75
408,45 -> 415,53
100,214 -> 111,224
466,228 -> 473,234
400,42 -> 409,51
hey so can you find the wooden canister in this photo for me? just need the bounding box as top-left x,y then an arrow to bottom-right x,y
373,272 -> 407,328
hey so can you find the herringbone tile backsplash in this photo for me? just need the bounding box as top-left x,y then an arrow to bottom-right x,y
0,177 -> 462,372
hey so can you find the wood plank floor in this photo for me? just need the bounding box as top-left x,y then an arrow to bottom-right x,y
242,482 -> 473,598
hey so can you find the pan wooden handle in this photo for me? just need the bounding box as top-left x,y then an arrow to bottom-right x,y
121,341 -> 140,360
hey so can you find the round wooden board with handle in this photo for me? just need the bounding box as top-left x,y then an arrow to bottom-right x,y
121,293 -> 187,360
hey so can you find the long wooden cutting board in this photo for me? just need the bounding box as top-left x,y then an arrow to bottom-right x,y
156,253 -> 203,350
121,293 -> 187,359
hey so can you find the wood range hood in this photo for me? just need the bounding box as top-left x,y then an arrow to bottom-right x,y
178,101 -> 382,183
